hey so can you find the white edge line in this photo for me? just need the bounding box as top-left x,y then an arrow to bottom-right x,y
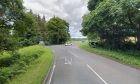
87,64 -> 108,84
48,65 -> 56,84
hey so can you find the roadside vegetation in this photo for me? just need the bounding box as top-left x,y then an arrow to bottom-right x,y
80,0 -> 140,68
46,17 -> 70,44
80,44 -> 140,69
71,38 -> 87,41
81,0 -> 140,50
0,0 -> 69,84
0,45 -> 53,84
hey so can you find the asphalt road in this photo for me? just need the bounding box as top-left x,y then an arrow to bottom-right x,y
47,43 -> 140,84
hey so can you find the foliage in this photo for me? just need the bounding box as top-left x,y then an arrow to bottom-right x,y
88,0 -> 103,11
0,28 -> 18,51
14,12 -> 40,47
46,17 -> 70,44
35,15 -> 47,41
0,45 -> 52,84
0,0 -> 41,50
0,0 -> 23,29
9,46 -> 53,84
71,38 -> 87,41
80,44 -> 140,68
0,1 -> 54,83
81,0 -> 140,50
0,0 -> 23,51
87,33 -> 99,42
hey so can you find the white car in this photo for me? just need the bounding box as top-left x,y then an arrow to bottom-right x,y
65,42 -> 72,46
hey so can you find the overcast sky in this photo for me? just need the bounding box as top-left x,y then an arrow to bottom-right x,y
23,0 -> 88,38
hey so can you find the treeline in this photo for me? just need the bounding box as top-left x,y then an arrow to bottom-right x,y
81,0 -> 140,50
0,0 -> 70,52
0,0 -> 69,83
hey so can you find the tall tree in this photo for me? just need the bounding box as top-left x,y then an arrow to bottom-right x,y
0,0 -> 23,51
14,12 -> 39,46
46,17 -> 70,44
81,0 -> 140,50
0,0 -> 23,29
88,0 -> 103,11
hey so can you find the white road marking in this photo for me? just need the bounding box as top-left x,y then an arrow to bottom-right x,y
48,65 -> 55,84
87,64 -> 108,84
64,57 -> 72,65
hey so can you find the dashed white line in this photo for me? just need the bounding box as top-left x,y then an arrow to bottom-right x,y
87,64 -> 108,84
64,57 -> 72,65
64,57 -> 68,64
48,65 -> 55,84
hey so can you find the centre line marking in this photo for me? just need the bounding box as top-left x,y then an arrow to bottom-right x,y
64,57 -> 72,65
48,65 -> 55,84
87,64 -> 108,84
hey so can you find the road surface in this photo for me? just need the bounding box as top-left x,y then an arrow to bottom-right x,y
47,43 -> 140,84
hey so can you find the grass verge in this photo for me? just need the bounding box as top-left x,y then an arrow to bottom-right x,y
9,46 -> 53,84
80,44 -> 140,69
0,45 -> 53,84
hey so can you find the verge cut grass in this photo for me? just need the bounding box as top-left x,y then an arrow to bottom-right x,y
8,45 -> 53,84
80,44 -> 140,69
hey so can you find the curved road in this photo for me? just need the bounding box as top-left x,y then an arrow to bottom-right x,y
47,43 -> 140,84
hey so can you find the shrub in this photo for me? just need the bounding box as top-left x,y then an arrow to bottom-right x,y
0,45 -> 46,84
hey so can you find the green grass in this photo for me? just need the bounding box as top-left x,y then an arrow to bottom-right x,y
0,52 -> 11,59
8,45 -> 53,84
80,44 -> 140,69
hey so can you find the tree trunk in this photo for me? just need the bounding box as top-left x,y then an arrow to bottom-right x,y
137,24 -> 140,49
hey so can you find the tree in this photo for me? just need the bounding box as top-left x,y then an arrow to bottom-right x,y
46,17 -> 70,44
14,12 -> 40,46
0,28 -> 18,51
0,0 -> 23,29
35,15 -> 47,41
88,0 -> 103,11
87,33 -> 99,42
0,0 -> 23,51
81,0 -> 140,50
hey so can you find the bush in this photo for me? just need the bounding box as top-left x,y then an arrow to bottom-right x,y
19,36 -> 40,47
0,57 -> 13,67
0,45 -> 46,84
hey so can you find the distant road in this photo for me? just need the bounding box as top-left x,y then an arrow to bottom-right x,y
47,43 -> 140,84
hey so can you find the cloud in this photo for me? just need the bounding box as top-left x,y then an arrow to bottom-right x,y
23,0 -> 88,38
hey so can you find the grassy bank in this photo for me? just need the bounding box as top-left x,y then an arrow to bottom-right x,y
80,44 -> 140,69
0,45 -> 53,84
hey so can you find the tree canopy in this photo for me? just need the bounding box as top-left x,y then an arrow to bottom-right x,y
0,0 -> 24,51
46,17 -> 70,44
81,0 -> 140,50
0,0 -> 47,50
